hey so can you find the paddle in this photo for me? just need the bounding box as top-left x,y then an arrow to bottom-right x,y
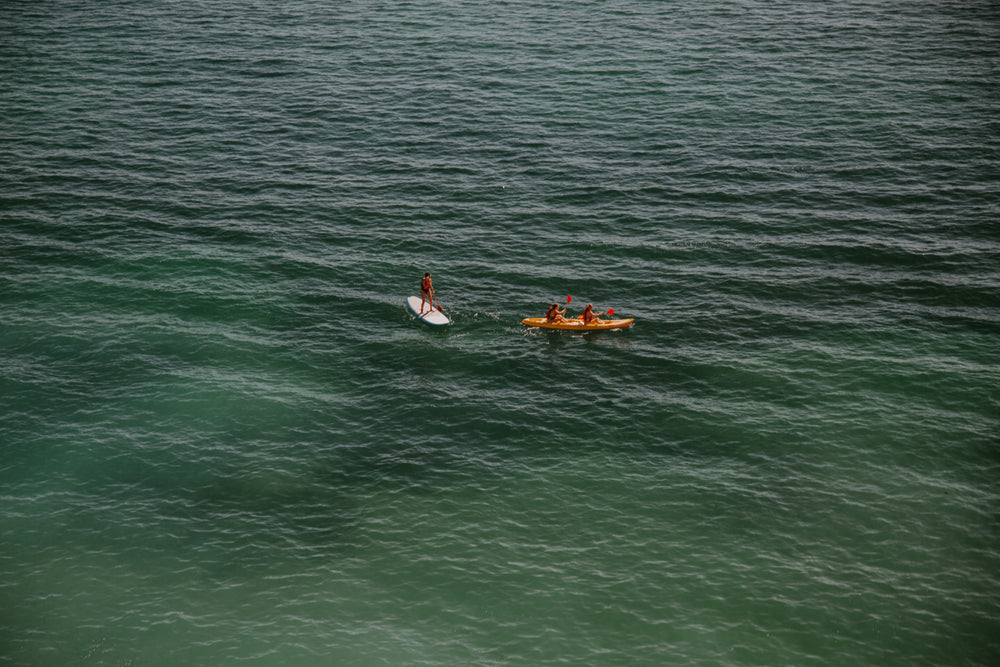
431,285 -> 443,312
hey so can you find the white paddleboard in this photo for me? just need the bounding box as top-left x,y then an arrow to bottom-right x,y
407,296 -> 450,326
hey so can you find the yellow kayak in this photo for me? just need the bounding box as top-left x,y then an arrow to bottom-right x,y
522,317 -> 634,331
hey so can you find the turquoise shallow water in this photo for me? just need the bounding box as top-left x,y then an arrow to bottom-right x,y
2,0 -> 999,664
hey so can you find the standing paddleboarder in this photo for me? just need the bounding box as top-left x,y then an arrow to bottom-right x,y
419,272 -> 441,315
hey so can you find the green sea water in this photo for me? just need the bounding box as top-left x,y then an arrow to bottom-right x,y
2,0 -> 999,664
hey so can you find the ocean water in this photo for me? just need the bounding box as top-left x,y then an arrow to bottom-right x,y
2,0 -> 999,664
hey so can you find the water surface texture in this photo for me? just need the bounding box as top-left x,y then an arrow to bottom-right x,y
2,0 -> 999,664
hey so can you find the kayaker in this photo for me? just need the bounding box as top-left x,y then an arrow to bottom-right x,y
580,303 -> 606,324
545,303 -> 569,323
419,272 -> 440,314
